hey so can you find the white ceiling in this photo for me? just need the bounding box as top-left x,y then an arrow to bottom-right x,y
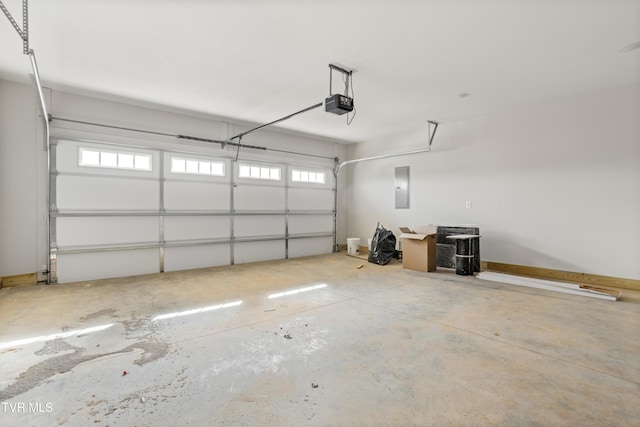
1,0 -> 639,143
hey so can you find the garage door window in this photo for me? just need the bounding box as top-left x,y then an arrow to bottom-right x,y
79,147 -> 152,171
171,156 -> 225,176
292,169 -> 326,184
239,164 -> 281,181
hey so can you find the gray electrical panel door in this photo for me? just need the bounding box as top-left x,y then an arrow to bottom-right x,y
395,166 -> 410,209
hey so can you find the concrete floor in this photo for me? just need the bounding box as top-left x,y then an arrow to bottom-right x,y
1,253 -> 639,427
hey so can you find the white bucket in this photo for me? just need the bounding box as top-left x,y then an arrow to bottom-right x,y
347,238 -> 361,255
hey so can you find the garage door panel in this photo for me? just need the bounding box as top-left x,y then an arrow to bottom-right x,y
57,175 -> 159,211
56,217 -> 159,247
234,240 -> 285,264
234,186 -> 284,211
164,244 -> 230,272
289,237 -> 334,258
164,181 -> 230,211
234,216 -> 285,238
288,188 -> 333,211
288,215 -> 333,234
56,249 -> 159,283
53,140 -> 336,283
164,216 -> 230,241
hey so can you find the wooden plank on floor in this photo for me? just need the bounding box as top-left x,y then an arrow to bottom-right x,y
482,261 -> 640,291
477,271 -> 619,301
0,273 -> 38,288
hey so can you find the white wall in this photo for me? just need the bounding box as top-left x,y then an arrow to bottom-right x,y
346,84 -> 640,280
0,80 -> 41,277
0,79 -> 348,278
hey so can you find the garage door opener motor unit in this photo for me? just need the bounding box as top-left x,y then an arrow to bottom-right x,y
325,63 -> 354,115
325,94 -> 353,115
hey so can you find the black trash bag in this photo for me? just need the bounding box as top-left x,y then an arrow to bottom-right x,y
368,223 -> 397,265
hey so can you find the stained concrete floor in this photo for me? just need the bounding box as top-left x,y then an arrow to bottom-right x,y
1,253 -> 639,427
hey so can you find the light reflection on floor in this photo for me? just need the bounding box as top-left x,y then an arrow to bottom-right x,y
0,323 -> 114,350
267,284 -> 327,299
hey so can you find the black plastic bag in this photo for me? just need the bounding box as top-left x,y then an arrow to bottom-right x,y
368,223 -> 397,265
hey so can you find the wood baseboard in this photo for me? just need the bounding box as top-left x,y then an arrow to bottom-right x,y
481,261 -> 640,291
0,272 -> 38,288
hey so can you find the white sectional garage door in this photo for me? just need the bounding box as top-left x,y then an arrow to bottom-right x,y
51,138 -> 335,283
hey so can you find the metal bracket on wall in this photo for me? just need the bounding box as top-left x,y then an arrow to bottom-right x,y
2,0 -> 54,282
1,1 -> 48,129
48,141 -> 58,283
0,0 -> 29,54
428,120 -> 439,147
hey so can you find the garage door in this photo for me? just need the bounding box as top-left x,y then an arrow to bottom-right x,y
51,138 -> 335,283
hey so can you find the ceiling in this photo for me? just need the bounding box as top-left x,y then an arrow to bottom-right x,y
1,0 -> 639,143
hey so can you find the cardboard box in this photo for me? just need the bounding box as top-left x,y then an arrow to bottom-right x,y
399,226 -> 438,272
